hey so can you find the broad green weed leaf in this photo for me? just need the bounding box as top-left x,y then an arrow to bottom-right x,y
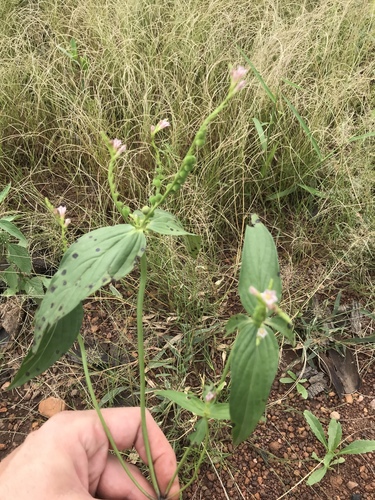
239,217 -> 282,315
22,276 -> 45,297
155,390 -> 205,416
33,225 -> 145,353
328,418 -> 342,452
253,117 -> 267,152
0,183 -> 11,204
338,440 -> 375,455
207,403 -> 230,420
225,314 -> 251,335
7,243 -> 32,273
182,234 -> 201,259
265,315 -> 294,345
1,265 -> 18,292
230,323 -> 279,445
0,220 -> 28,246
307,466 -> 327,486
297,384 -> 308,399
9,304 -> 84,389
188,418 -> 208,445
148,209 -> 192,236
304,410 -> 328,448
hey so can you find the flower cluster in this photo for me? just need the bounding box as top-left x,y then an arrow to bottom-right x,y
110,138 -> 127,158
54,205 -> 71,227
230,65 -> 248,93
249,286 -> 278,310
151,119 -> 170,136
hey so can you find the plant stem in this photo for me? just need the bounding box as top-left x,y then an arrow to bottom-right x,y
216,345 -> 234,392
77,334 -> 154,500
137,253 -> 160,497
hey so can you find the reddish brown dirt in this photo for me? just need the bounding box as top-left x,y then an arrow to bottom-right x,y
1,297 -> 374,500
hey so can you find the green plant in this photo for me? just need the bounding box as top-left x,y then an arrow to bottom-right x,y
0,184 -> 45,298
304,410 -> 375,485
279,370 -> 308,399
8,66 -> 295,499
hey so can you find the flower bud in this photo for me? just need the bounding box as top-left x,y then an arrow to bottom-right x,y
183,155 -> 197,167
141,206 -> 151,214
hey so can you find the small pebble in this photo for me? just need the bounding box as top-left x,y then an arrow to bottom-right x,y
347,481 -> 359,490
330,411 -> 340,420
345,394 -> 353,404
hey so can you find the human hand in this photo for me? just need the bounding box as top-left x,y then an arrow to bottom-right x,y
0,407 -> 180,499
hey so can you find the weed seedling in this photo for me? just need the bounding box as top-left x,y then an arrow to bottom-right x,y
304,410 -> 375,485
279,370 -> 308,399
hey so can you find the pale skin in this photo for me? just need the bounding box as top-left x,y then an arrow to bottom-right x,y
0,407 -> 180,500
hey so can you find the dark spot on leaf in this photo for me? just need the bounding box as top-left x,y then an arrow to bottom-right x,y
26,371 -> 30,377
169,227 -> 174,231
72,253 -> 79,259
102,277 -> 108,283
88,284 -> 93,289
36,334 -> 41,340
141,247 -> 145,252
58,305 -> 63,311
94,239 -> 97,241
277,271 -> 280,277
95,248 -> 101,252
88,235 -> 93,239
42,316 -> 46,322
50,303 -> 54,308
61,269 -> 67,276
35,367 -> 40,372
288,323 -> 292,329
50,285 -> 57,293
55,350 -> 60,355
255,218 -> 261,224
63,280 -> 67,286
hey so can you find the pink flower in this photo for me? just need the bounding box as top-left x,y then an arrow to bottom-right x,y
55,206 -> 66,218
260,289 -> 278,308
230,65 -> 248,93
64,218 -> 71,227
205,391 -> 216,403
110,138 -> 127,157
249,286 -> 278,310
151,119 -> 170,135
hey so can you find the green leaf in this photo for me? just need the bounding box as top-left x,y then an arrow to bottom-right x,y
279,377 -> 294,384
230,323 -> 279,445
253,118 -> 267,152
298,183 -> 328,198
338,440 -> 375,455
33,225 -> 145,353
0,220 -> 28,246
99,387 -> 129,407
328,418 -> 342,452
1,265 -> 19,292
208,403 -> 230,420
282,96 -> 322,160
239,217 -> 282,316
155,390 -> 205,416
22,276 -> 45,297
240,53 -> 277,104
182,234 -> 201,259
266,185 -> 297,201
0,183 -> 11,204
304,410 -> 328,448
9,304 -> 84,389
148,209 -> 192,236
307,466 -> 327,486
188,418 -> 208,445
297,384 -> 309,399
265,315 -> 294,345
7,243 -> 32,273
225,314 -> 251,335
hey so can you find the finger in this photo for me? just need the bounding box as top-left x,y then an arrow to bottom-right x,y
96,455 -> 156,500
81,408 -> 180,497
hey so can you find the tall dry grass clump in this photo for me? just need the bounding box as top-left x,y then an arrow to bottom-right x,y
0,0 -> 374,299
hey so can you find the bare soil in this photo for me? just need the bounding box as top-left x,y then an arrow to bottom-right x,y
0,294 -> 374,500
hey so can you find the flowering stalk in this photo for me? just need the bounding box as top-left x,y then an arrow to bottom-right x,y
105,137 -> 131,221
45,198 -> 71,252
140,65 -> 248,225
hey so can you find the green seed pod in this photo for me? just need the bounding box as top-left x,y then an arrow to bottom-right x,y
149,195 -> 157,205
154,193 -> 163,203
183,155 -> 197,167
195,138 -> 205,147
252,304 -> 267,328
141,206 -> 151,214
152,178 -> 161,188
